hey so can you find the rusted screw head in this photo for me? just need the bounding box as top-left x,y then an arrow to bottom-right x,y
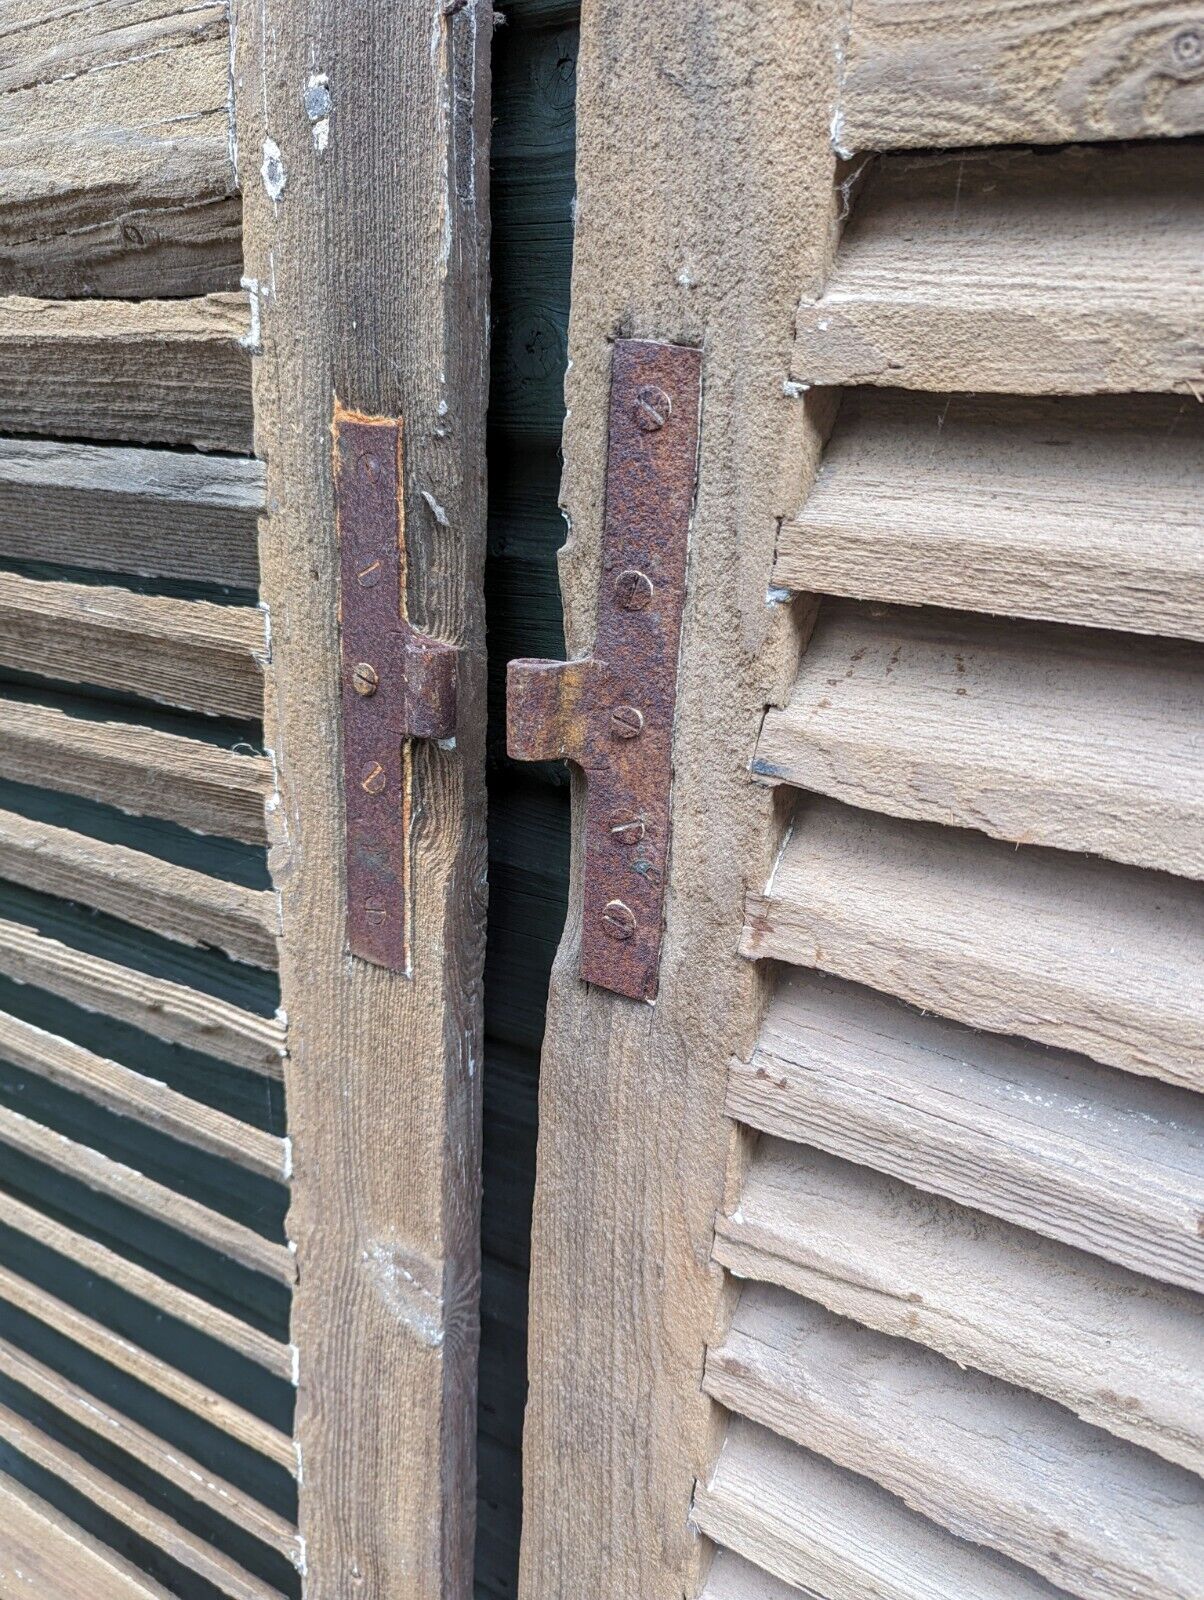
351,661 -> 379,697
633,384 -> 671,431
600,899 -> 637,941
364,899 -> 388,927
360,761 -> 387,795
609,705 -> 644,740
613,568 -> 654,610
360,453 -> 383,483
609,812 -> 647,846
1172,24 -> 1203,71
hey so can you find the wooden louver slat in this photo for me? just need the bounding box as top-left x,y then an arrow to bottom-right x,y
0,295 -> 252,451
0,917 -> 285,1076
0,1469 -> 170,1600
699,1549 -> 809,1600
714,1138 -> 1204,1474
0,573 -> 266,721
706,1284 -> 1204,1600
832,0 -> 1204,153
0,437 -> 262,586
754,602 -> 1204,876
0,808 -> 278,969
774,391 -> 1204,641
693,1416 -> 1070,1600
0,698 -> 272,844
729,967 -> 1204,1290
792,144 -> 1204,394
0,1102 -> 294,1286
742,797 -> 1204,1091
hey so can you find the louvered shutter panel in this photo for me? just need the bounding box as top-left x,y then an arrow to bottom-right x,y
519,4 -> 1203,1599
0,3 -> 490,1596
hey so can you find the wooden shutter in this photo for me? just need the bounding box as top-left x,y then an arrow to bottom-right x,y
0,3 -> 490,1596
519,3 -> 1204,1599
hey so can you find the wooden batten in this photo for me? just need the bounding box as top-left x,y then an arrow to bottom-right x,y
0,1397 -> 284,1600
754,601 -> 1204,876
0,1101 -> 294,1286
0,699 -> 272,845
742,797 -> 1204,1091
715,1138 -> 1204,1474
0,1009 -> 287,1179
0,574 -> 266,721
728,968 -> 1204,1290
699,1549 -> 815,1600
833,0 -> 1204,152
0,295 -> 252,451
693,1416 -> 1070,1600
0,438 -> 262,586
708,1285 -> 1203,1600
0,917 -> 286,1076
793,144 -> 1204,394
774,391 -> 1204,641
0,809 -> 279,969
0,1187 -> 292,1381
0,1470 -> 171,1600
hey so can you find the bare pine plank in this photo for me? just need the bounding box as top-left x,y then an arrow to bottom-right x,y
0,916 -> 286,1076
0,572 -> 265,720
0,808 -> 278,968
776,391 -> 1204,641
706,1285 -> 1204,1600
0,1186 -> 292,1381
0,1262 -> 295,1473
754,602 -> 1204,876
693,1416 -> 1070,1600
0,698 -> 271,844
834,0 -> 1204,153
742,798 -> 1204,1091
730,966 -> 1204,1288
0,295 -> 252,450
0,1101 -> 294,1285
793,145 -> 1204,394
715,1137 -> 1204,1474
0,1334 -> 299,1564
0,1470 -> 170,1600
0,1397 -> 285,1600
0,437 -> 262,585
0,1008 -> 287,1178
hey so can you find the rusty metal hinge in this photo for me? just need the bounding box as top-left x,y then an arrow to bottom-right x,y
334,403 -> 459,971
506,339 -> 701,1001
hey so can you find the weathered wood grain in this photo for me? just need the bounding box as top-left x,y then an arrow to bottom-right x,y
0,572 -> 266,719
835,0 -> 1204,153
0,1185 -> 292,1381
0,1008 -> 286,1178
0,698 -> 271,844
707,1285 -> 1203,1600
0,1100 -> 294,1285
0,1 -> 239,298
0,1471 -> 170,1600
0,1261 -> 295,1473
0,437 -> 262,585
729,969 -> 1204,1291
516,3 -> 844,1597
742,798 -> 1204,1090
755,601 -> 1204,875
0,295 -> 252,449
693,1416 -> 1071,1600
793,145 -> 1204,394
0,1333 -> 299,1564
0,808 -> 278,968
715,1138 -> 1204,1474
0,1396 -> 283,1600
701,1549 -> 822,1600
234,1 -> 492,1594
0,916 -> 285,1076
776,391 -> 1204,640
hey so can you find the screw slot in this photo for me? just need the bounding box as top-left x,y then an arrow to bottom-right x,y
352,661 -> 379,697
614,569 -> 654,610
633,385 -> 672,432
609,705 -> 644,740
609,813 -> 647,846
600,900 -> 637,941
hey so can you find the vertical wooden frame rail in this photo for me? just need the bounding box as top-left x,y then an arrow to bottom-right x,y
233,4 -> 492,1596
519,2 -> 839,1595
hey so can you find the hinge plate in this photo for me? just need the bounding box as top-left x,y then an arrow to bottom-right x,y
507,339 -> 701,1000
334,404 -> 458,971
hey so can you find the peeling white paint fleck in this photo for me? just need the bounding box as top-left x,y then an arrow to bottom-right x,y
363,1240 -> 445,1348
765,585 -> 793,606
304,72 -> 332,153
261,136 -> 287,201
240,275 -> 263,352
782,379 -> 808,399
421,489 -> 450,525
